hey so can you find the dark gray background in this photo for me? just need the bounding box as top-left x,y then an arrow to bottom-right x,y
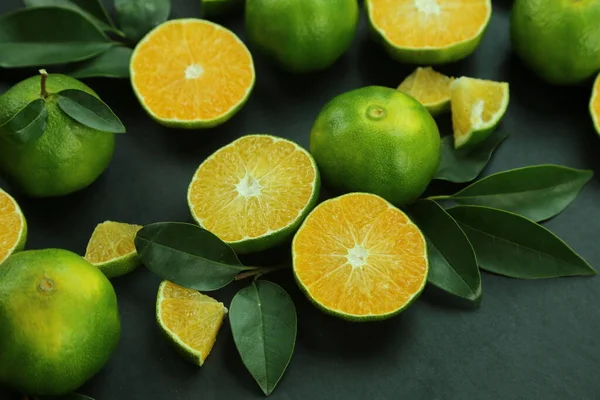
1,1 -> 599,399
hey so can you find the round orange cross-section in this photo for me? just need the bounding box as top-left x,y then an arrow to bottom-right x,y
293,193 -> 428,320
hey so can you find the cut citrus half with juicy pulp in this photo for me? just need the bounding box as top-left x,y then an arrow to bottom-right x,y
130,19 -> 255,128
366,0 -> 492,64
156,281 -> 227,366
591,74 -> 600,135
0,188 -> 27,264
450,77 -> 509,149
292,193 -> 428,321
84,221 -> 143,279
188,134 -> 320,254
398,67 -> 453,116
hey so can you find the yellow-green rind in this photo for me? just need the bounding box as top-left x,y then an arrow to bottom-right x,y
130,19 -> 255,129
511,0 -> 600,85
245,0 -> 359,73
91,253 -> 140,279
0,74 -> 115,197
0,249 -> 120,396
591,73 -> 600,135
310,86 -> 441,206
365,0 -> 492,65
423,98 -> 451,117
187,134 -> 321,255
452,81 -> 510,150
292,193 -> 429,322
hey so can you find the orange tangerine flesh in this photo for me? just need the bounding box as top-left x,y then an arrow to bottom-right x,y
0,189 -> 25,264
369,0 -> 491,48
158,281 -> 227,365
131,19 -> 254,123
188,135 -> 318,247
293,193 -> 428,319
592,75 -> 600,133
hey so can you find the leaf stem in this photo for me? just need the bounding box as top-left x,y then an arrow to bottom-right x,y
235,265 -> 288,281
426,195 -> 451,201
39,69 -> 48,99
22,394 -> 29,400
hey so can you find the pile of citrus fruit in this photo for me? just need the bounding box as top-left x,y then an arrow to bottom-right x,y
1,0 -> 600,396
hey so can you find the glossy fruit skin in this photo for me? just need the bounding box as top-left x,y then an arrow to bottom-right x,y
0,249 -> 120,396
245,0 -> 359,73
0,74 -> 115,197
511,0 -> 600,85
310,86 -> 441,206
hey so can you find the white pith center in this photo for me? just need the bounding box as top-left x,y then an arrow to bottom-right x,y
347,245 -> 369,269
185,64 -> 204,79
471,99 -> 485,128
415,0 -> 441,15
236,174 -> 263,198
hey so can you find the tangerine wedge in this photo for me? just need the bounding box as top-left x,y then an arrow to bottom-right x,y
130,19 -> 255,128
398,67 -> 454,116
156,281 -> 227,366
591,73 -> 600,135
292,193 -> 428,321
0,188 -> 27,264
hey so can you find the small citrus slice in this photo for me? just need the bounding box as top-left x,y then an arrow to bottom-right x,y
398,67 -> 453,116
156,281 -> 227,366
450,77 -> 509,149
130,19 -> 255,128
188,134 -> 320,254
0,188 -> 27,264
292,193 -> 428,321
84,221 -> 143,278
591,73 -> 600,135
366,0 -> 492,64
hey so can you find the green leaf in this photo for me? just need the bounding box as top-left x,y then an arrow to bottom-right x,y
448,205 -> 596,279
114,0 -> 171,42
135,222 -> 249,291
230,280 -> 297,396
0,99 -> 47,144
70,46 -> 132,79
408,200 -> 481,302
435,131 -> 509,183
0,7 -> 115,68
57,89 -> 125,133
441,165 -> 593,222
23,0 -> 121,35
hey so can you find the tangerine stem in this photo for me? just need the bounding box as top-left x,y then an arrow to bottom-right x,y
39,69 -> 49,99
234,265 -> 287,281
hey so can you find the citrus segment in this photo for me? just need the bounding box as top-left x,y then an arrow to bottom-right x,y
292,193 -> 428,320
450,77 -> 509,149
130,19 -> 255,128
366,0 -> 492,64
188,135 -> 320,254
157,281 -> 227,366
398,67 -> 453,116
84,221 -> 143,278
0,188 -> 26,264
591,74 -> 600,135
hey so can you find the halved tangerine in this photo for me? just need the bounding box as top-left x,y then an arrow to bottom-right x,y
292,193 -> 428,320
130,19 -> 255,128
